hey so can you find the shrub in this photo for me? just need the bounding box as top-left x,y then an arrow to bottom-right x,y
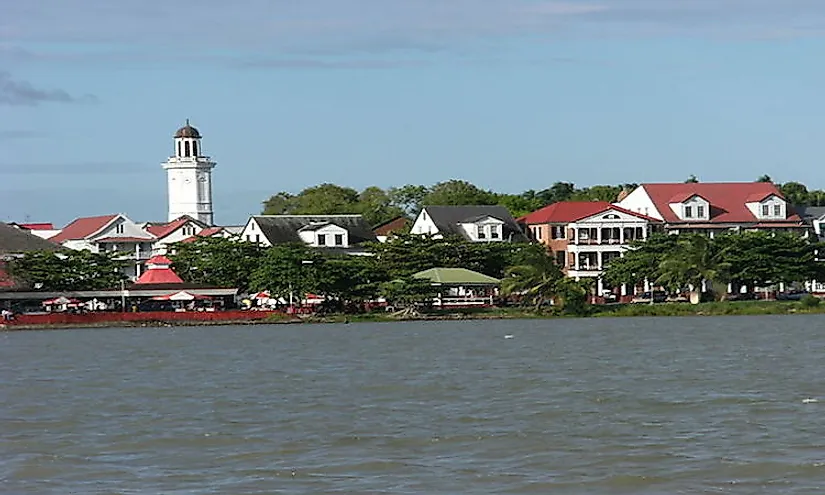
800,294 -> 821,308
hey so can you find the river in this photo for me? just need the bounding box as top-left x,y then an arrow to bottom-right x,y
2,316 -> 825,493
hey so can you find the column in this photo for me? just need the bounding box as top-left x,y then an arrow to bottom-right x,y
619,226 -> 625,244
597,278 -> 604,295
596,227 -> 602,244
597,252 -> 603,271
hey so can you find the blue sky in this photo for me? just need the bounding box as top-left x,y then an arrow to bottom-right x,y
2,0 -> 825,226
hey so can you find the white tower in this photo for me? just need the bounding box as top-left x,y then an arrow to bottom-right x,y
162,120 -> 216,225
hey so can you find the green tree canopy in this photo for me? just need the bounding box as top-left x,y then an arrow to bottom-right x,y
421,180 -> 498,206
7,250 -> 126,291
170,237 -> 261,290
602,233 -> 681,288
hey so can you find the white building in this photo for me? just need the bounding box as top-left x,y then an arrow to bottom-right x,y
49,214 -> 156,280
162,120 -> 217,225
410,206 -> 528,242
241,215 -> 377,253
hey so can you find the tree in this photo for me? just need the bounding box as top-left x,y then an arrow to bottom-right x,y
500,249 -> 584,313
170,237 -> 261,290
780,182 -> 809,206
421,180 -> 498,206
656,234 -> 730,302
388,185 -> 429,216
602,233 -> 681,288
685,175 -> 699,183
8,250 -> 126,291
495,193 -> 543,218
261,192 -> 294,215
756,175 -> 772,183
248,243 -> 321,300
535,182 -> 576,205
357,186 -> 405,227
379,277 -> 436,310
314,255 -> 385,309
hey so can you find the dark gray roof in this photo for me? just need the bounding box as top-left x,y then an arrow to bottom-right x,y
422,205 -> 528,242
252,215 -> 377,245
0,223 -> 62,255
795,206 -> 825,221
298,222 -> 332,232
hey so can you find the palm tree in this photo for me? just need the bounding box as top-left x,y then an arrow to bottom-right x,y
501,252 -> 589,313
657,234 -> 731,303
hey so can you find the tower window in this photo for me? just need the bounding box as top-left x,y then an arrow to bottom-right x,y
192,142 -> 198,156
177,142 -> 181,157
184,141 -> 191,157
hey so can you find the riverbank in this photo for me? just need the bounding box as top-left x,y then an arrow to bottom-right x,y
4,300 -> 825,331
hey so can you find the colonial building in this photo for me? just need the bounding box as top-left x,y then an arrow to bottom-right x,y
615,182 -> 807,235
410,206 -> 527,242
143,215 -> 208,255
241,215 -> 377,253
49,214 -> 156,280
520,201 -> 659,297
162,120 -> 217,225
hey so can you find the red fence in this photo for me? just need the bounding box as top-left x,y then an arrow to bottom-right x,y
6,310 -> 277,327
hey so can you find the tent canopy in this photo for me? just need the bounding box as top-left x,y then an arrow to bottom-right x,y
412,267 -> 501,286
152,290 -> 212,301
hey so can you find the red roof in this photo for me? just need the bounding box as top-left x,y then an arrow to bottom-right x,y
50,215 -> 120,243
145,216 -> 196,239
134,268 -> 184,285
198,227 -> 223,237
519,201 -> 659,225
373,216 -> 410,236
639,183 -> 800,224
135,256 -> 183,285
147,255 -> 173,265
18,223 -> 55,230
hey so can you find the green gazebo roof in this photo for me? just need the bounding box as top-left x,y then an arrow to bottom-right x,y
412,267 -> 501,285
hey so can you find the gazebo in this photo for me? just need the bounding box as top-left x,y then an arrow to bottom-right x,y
412,267 -> 501,307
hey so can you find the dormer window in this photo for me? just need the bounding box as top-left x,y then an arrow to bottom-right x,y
490,225 -> 500,239
697,206 -> 705,218
317,234 -> 327,246
773,204 -> 781,217
477,225 -> 486,239
684,206 -> 693,218
762,204 -> 769,217
335,234 -> 343,246
116,224 -> 124,234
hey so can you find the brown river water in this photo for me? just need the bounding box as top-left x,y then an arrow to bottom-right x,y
2,316 -> 825,494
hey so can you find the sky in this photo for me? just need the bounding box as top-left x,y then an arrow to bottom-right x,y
2,0 -> 825,226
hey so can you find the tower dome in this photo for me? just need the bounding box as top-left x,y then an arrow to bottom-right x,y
174,119 -> 201,139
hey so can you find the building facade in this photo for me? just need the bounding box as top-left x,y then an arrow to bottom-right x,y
520,201 -> 660,298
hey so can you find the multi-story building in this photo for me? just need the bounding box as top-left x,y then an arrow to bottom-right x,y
520,201 -> 660,298
615,182 -> 808,236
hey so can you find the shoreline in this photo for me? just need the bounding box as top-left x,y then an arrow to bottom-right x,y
3,300 -> 825,331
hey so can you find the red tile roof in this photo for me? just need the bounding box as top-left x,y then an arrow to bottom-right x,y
198,227 -> 223,237
18,223 -> 55,230
135,256 -> 183,285
50,215 -> 120,243
519,201 -> 659,224
373,216 -> 410,236
639,183 -> 800,224
145,216 -> 195,239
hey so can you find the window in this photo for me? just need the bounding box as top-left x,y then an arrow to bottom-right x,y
536,227 -> 542,239
177,142 -> 181,157
246,234 -> 251,242
192,142 -> 198,156
317,234 -> 327,246
334,234 -> 344,246
116,224 -> 124,234
552,226 -> 565,239
255,234 -> 260,243
697,205 -> 705,218
477,226 -> 486,239
762,204 -> 770,217
684,206 -> 693,218
490,226 -> 500,239
555,251 -> 566,266
184,141 -> 191,157
773,204 -> 782,217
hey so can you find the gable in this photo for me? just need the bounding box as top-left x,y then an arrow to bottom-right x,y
575,208 -> 654,224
